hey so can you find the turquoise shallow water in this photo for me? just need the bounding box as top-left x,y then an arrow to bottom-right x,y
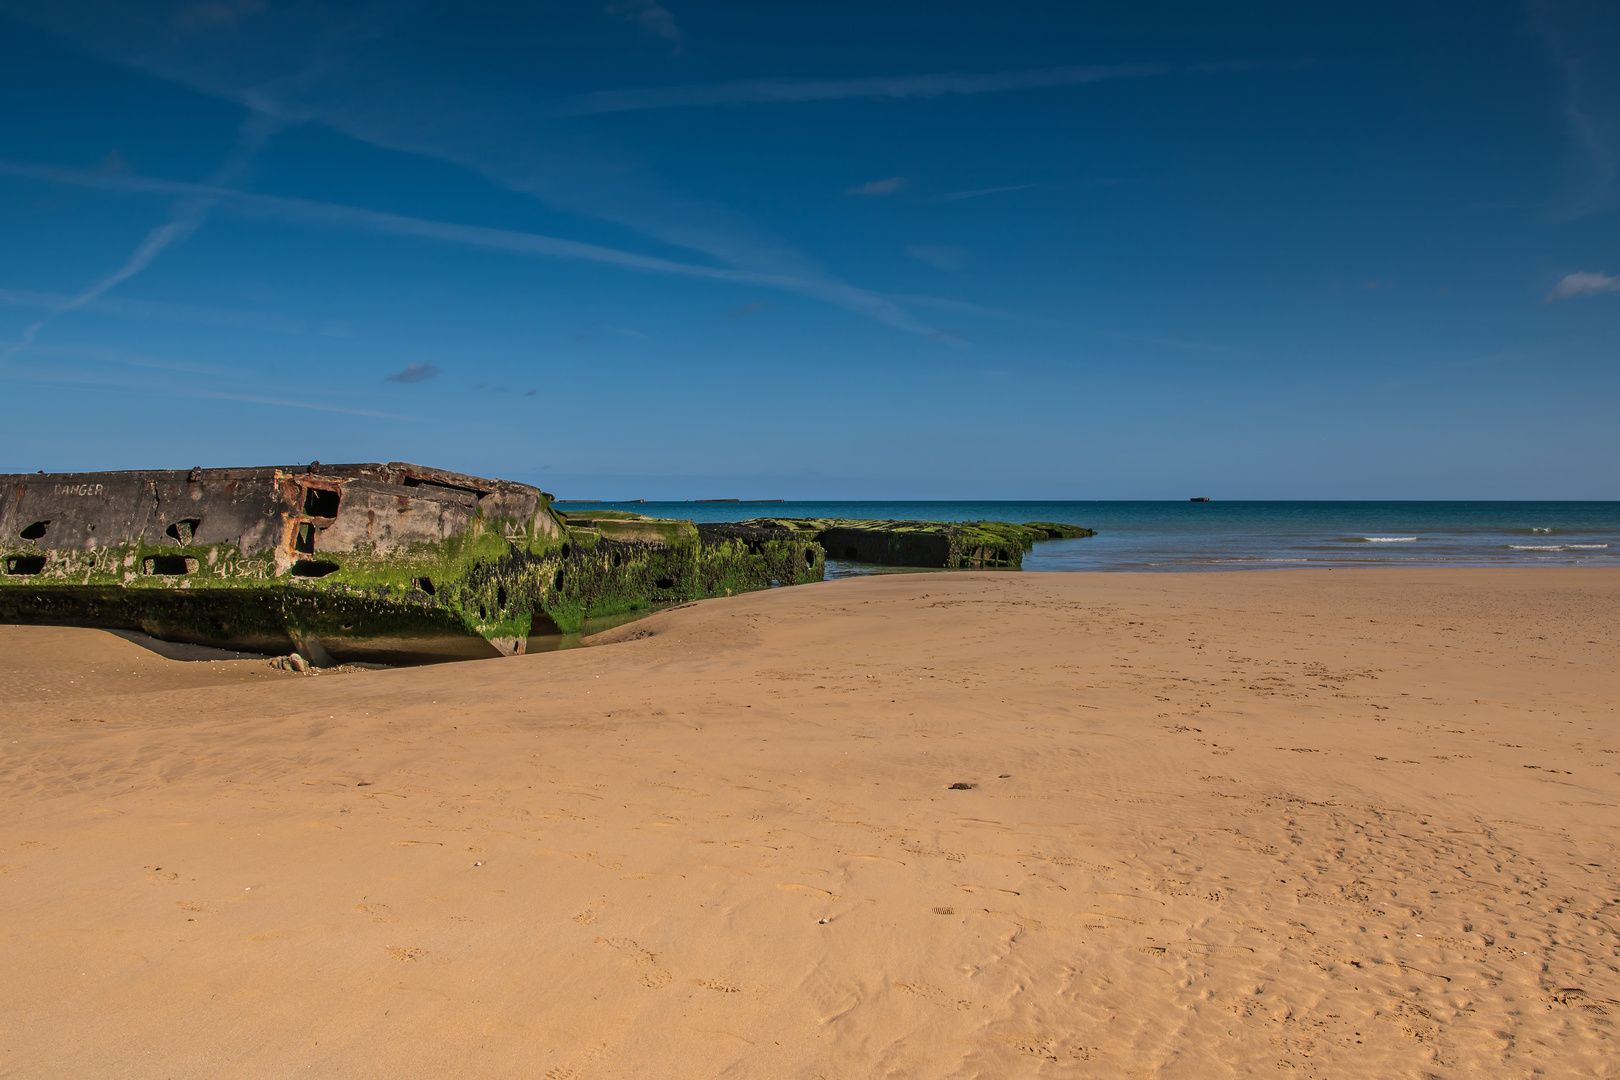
553,501 -> 1620,573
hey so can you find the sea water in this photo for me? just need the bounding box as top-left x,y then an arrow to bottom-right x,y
553,501 -> 1620,574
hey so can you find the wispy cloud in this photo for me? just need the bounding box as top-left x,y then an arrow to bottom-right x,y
930,183 -> 1043,203
727,301 -> 772,318
906,245 -> 968,271
4,7 -> 1190,350
12,339 -> 246,378
605,0 -> 683,52
1533,0 -> 1620,220
4,159 -> 941,336
1546,271 -> 1620,301
187,388 -> 421,419
1,5 -> 1028,344
0,286 -> 306,333
888,292 -> 1255,356
0,343 -> 422,419
551,63 -> 1167,116
385,361 -> 440,383
1,111 -> 280,363
1186,60 -> 1256,74
0,161 -> 788,282
171,0 -> 265,35
845,177 -> 906,196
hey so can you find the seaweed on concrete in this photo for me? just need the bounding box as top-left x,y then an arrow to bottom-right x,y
2,472 -> 1089,663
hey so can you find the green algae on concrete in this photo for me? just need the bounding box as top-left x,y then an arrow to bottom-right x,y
541,512 -> 825,632
1022,522 -> 1098,540
735,517 -> 1094,569
0,463 -> 572,664
732,517 -> 1095,568
3,469 -> 1089,663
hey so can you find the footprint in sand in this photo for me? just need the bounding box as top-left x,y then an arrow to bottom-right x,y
355,903 -> 396,923
385,946 -> 424,962
594,937 -> 671,988
694,978 -> 740,993
992,1032 -> 1059,1060
572,901 -> 605,925
896,981 -> 973,1011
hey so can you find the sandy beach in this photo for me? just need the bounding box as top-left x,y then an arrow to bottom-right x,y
2,567 -> 1617,1079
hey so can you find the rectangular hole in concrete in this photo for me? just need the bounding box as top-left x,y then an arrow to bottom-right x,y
142,555 -> 194,575
291,559 -> 339,578
302,487 -> 340,517
294,522 -> 316,554
165,518 -> 201,544
5,555 -> 46,575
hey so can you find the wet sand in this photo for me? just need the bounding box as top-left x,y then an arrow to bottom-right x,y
2,568 -> 1618,1078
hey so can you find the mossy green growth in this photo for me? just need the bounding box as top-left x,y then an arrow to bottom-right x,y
0,537 -> 281,590
526,521 -> 825,633
559,510 -> 654,522
738,518 -> 1024,568
1023,522 -> 1098,540
0,503 -> 557,653
4,489 -> 1084,663
732,516 -> 1094,569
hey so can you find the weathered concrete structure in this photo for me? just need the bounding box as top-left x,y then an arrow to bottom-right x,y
0,466 -> 830,664
547,511 -> 825,629
0,464 -> 572,663
735,518 -> 1096,570
1,467 -> 1091,663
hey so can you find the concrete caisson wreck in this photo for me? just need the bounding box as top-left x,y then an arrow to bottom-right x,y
1,467 -> 1094,664
734,517 -> 1096,570
0,464 -> 825,664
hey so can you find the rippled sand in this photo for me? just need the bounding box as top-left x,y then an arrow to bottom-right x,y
2,568 -> 1617,1078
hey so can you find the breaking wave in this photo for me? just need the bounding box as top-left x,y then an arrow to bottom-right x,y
1509,543 -> 1608,551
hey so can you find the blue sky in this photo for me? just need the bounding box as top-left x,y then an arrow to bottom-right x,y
1,0 -> 1616,499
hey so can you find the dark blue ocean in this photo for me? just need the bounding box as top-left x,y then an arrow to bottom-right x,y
554,501 -> 1620,574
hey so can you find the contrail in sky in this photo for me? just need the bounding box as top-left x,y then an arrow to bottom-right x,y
1,111 -> 281,364
2,158 -> 942,338
550,64 -> 1167,116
